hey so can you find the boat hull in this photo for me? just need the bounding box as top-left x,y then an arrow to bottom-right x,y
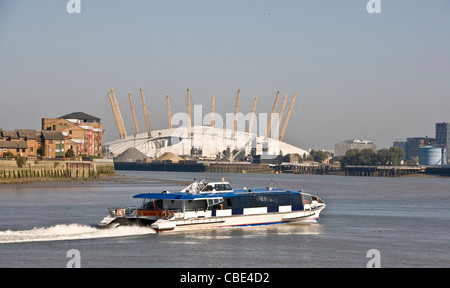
167,207 -> 324,232
99,206 -> 324,232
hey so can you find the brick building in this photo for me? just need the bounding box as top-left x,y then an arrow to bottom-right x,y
0,112 -> 103,159
0,129 -> 39,158
42,112 -> 103,157
41,131 -> 66,159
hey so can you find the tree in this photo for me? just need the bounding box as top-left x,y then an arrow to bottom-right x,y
375,148 -> 390,165
359,149 -> 376,165
65,148 -> 76,159
309,149 -> 329,163
340,148 -> 376,167
15,156 -> 27,168
340,147 -> 406,168
388,147 -> 405,166
2,151 -> 14,159
37,146 -> 45,158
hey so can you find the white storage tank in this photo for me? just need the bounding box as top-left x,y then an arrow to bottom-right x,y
419,146 -> 445,166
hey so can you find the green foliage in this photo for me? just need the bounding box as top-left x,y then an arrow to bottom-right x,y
37,146 -> 45,158
340,147 -> 406,168
1,152 -> 27,167
65,148 -> 75,159
2,151 -> 14,159
15,156 -> 27,168
308,149 -> 329,163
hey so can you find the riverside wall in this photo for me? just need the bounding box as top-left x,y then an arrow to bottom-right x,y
0,159 -> 114,181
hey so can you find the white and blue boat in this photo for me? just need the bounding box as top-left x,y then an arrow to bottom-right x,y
99,180 -> 326,232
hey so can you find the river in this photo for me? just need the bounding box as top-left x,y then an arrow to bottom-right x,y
0,171 -> 449,268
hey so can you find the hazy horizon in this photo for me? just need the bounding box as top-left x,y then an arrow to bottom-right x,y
1,0 -> 449,151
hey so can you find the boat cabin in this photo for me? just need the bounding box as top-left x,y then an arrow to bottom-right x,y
200,182 -> 233,193
180,180 -> 233,193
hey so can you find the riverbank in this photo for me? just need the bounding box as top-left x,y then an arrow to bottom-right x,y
0,159 -> 114,184
0,173 -> 116,185
2,165 -> 448,186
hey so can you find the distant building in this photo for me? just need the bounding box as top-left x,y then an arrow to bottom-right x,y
436,123 -> 450,164
282,153 -> 301,163
393,140 -> 406,151
42,112 -> 103,157
404,137 -> 435,161
0,129 -> 39,158
41,131 -> 66,159
335,140 -> 376,157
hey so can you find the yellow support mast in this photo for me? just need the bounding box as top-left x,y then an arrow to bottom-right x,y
167,94 -> 172,129
111,88 -> 127,139
129,92 -> 140,135
280,93 -> 297,141
187,88 -> 192,139
107,90 -> 123,139
140,87 -> 151,138
273,94 -> 288,140
211,96 -> 215,127
233,89 -> 241,140
266,91 -> 280,138
248,95 -> 257,133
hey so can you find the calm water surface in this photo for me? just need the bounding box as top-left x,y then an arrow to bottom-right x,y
0,171 -> 449,268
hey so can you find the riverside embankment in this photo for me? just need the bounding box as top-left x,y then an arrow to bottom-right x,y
0,159 -> 114,184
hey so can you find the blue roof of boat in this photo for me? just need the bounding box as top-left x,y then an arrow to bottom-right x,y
132,189 -> 300,200
132,193 -> 233,200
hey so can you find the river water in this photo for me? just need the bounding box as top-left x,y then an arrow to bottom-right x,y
0,171 -> 449,268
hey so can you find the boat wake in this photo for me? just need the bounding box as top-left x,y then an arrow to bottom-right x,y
0,224 -> 156,244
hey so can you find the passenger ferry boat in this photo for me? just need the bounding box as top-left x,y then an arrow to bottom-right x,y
98,180 -> 326,232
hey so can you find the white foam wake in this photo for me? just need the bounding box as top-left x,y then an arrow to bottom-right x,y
0,224 -> 156,244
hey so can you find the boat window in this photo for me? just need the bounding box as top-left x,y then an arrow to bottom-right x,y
202,185 -> 214,192
184,200 -> 207,211
141,199 -> 162,210
229,193 -> 301,209
207,198 -> 223,207
214,184 -> 232,191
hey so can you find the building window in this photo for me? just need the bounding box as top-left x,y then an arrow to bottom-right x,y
49,140 -> 53,144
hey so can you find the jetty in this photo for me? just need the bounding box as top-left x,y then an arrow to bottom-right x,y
344,165 -> 424,177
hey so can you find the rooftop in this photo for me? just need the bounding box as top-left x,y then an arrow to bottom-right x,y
59,112 -> 101,123
41,131 -> 65,141
0,141 -> 28,149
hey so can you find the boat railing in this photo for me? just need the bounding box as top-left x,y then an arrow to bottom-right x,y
108,207 -> 139,217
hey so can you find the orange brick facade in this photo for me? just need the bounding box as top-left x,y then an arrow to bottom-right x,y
42,112 -> 103,157
0,130 -> 39,158
0,112 -> 103,159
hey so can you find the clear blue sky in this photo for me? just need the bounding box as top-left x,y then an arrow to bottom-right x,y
1,0 -> 449,150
